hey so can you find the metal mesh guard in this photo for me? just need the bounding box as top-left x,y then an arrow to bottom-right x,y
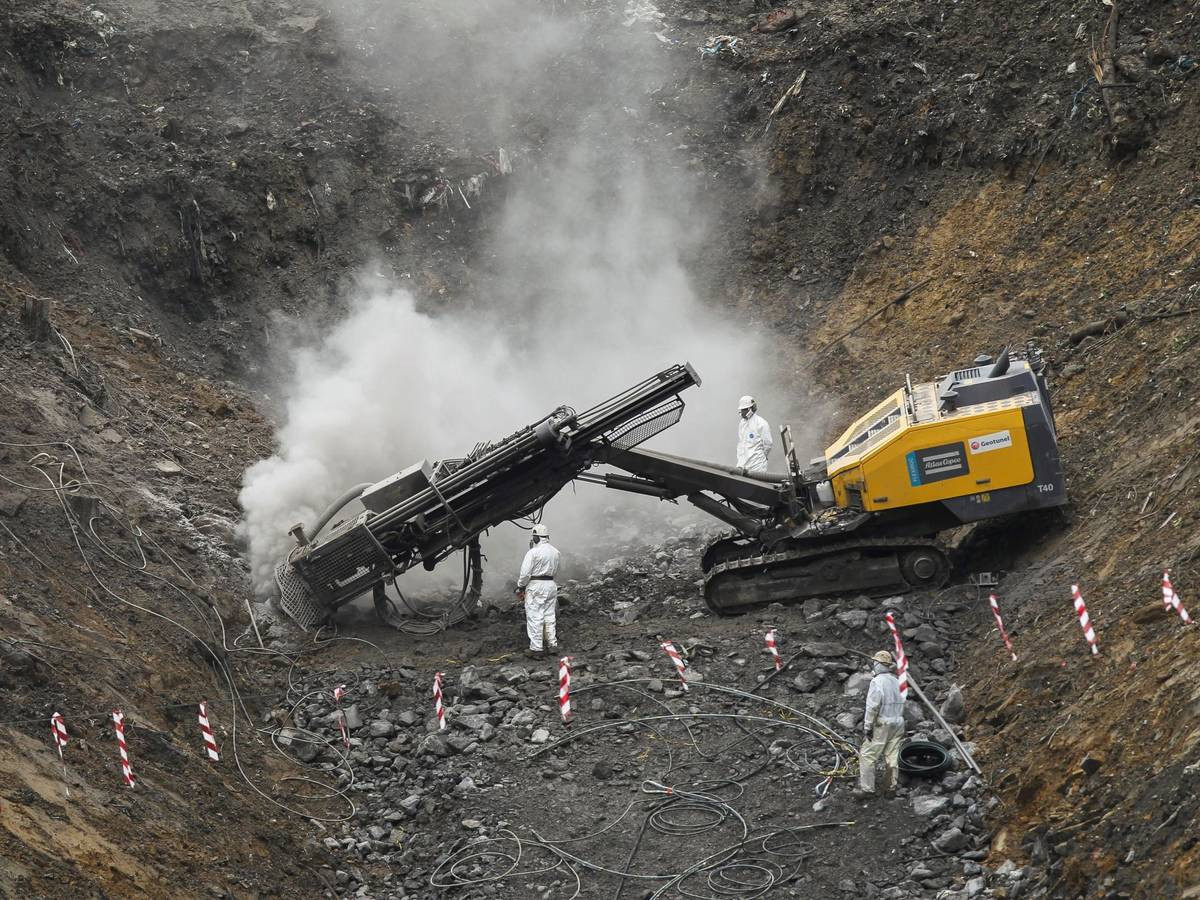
275,560 -> 327,629
606,398 -> 684,450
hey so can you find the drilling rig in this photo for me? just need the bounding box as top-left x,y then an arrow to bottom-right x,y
274,351 -> 1066,627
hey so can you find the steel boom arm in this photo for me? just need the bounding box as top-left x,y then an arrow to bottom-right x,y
588,446 -> 809,539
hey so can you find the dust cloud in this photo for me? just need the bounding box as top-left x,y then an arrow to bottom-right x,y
239,1 -> 825,598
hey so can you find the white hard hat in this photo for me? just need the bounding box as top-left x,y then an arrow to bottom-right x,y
531,524 -> 549,538
738,395 -> 756,410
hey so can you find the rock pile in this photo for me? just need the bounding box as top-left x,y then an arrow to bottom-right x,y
265,566 -> 1025,898
558,525 -> 716,624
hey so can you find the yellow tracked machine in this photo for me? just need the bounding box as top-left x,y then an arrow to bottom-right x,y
277,349 -> 1066,626
596,347 -> 1067,613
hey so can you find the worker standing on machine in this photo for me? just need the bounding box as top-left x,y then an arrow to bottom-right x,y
736,395 -> 773,472
855,650 -> 906,798
516,523 -> 561,659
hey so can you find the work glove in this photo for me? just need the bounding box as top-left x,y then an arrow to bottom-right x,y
515,588 -> 526,601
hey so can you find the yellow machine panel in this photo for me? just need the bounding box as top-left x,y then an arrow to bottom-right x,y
825,381 -> 1043,513
830,406 -> 1035,511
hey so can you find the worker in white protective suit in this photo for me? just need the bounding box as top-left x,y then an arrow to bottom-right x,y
854,649 -> 906,798
515,523 -> 561,659
736,395 -> 773,472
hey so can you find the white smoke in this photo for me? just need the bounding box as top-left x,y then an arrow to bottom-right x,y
238,1 -> 828,598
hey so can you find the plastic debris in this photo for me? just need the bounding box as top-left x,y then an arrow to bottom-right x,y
767,70 -> 807,121
418,176 -> 451,209
481,148 -> 513,176
700,35 -> 742,58
1169,55 -> 1197,77
461,174 -> 486,200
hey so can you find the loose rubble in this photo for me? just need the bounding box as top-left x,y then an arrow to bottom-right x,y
262,558 -> 1024,898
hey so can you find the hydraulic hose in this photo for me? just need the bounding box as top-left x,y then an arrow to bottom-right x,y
309,482 -> 372,541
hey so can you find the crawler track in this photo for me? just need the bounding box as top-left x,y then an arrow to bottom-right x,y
702,535 -> 951,615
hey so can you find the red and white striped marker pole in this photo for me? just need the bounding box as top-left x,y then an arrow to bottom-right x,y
660,641 -> 689,691
1163,571 -> 1192,624
197,702 -> 220,762
989,594 -> 1017,661
558,656 -> 573,724
884,612 -> 909,696
433,672 -> 447,731
1071,584 -> 1099,655
332,684 -> 350,750
113,710 -> 135,787
51,712 -> 70,797
764,629 -> 782,671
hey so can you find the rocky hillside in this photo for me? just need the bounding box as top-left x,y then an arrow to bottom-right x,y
2,0 -> 1199,898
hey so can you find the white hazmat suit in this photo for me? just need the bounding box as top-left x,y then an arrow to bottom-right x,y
517,540 -> 561,652
858,663 -> 906,793
737,413 -> 773,472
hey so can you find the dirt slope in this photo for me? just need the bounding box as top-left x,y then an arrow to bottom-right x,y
743,2 -> 1200,894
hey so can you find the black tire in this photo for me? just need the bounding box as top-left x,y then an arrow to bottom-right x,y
898,740 -> 952,777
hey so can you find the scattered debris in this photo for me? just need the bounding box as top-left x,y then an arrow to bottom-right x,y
623,0 -> 664,28
128,327 -> 163,351
1079,753 -> 1104,775
1069,310 -> 1130,344
767,69 -> 807,122
755,8 -> 797,34
152,459 -> 185,476
699,35 -> 742,59
20,296 -> 52,343
1088,1 -> 1146,153
417,176 -> 450,209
